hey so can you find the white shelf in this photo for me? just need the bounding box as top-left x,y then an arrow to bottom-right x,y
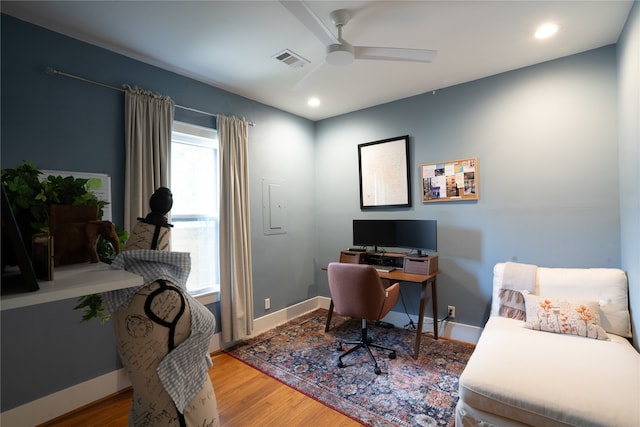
1,263 -> 143,311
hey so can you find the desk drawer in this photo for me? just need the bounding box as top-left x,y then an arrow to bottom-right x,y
339,251 -> 363,264
403,256 -> 438,275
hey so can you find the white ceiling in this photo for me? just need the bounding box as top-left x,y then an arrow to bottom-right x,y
1,1 -> 633,121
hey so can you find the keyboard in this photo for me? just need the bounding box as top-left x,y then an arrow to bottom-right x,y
375,266 -> 396,273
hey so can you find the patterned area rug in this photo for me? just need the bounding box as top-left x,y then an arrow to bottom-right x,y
227,309 -> 475,427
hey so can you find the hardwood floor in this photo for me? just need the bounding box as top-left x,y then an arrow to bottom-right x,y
39,352 -> 363,427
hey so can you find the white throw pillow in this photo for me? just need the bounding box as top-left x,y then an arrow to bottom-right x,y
524,294 -> 609,340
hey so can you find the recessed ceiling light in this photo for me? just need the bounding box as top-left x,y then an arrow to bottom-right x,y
308,97 -> 320,107
535,23 -> 558,39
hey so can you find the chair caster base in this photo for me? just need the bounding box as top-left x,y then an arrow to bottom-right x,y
333,326 -> 398,375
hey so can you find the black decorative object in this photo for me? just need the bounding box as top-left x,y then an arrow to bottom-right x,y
139,187 -> 173,228
1,186 -> 39,294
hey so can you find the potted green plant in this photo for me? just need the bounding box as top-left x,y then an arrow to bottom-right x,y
74,227 -> 129,323
1,161 -> 107,243
1,161 -> 127,322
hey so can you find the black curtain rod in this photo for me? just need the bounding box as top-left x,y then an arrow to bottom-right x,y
46,67 -> 255,126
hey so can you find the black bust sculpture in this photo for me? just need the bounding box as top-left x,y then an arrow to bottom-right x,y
139,187 -> 173,228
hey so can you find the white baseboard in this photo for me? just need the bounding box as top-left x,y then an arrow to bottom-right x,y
1,296 -> 479,425
380,309 -> 483,344
238,297 -> 328,343
253,296 -> 482,345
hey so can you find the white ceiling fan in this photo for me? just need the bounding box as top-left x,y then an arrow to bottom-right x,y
280,0 -> 438,68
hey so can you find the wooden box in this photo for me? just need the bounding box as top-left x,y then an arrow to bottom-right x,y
403,255 -> 438,275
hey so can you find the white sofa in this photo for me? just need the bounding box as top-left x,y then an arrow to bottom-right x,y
456,262 -> 640,427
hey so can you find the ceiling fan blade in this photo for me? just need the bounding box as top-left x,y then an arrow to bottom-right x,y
354,46 -> 437,63
279,0 -> 338,47
292,60 -> 325,92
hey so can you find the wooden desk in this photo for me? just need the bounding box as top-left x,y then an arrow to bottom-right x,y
324,267 -> 438,359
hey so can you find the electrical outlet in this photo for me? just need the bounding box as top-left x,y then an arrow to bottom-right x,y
448,305 -> 456,318
265,298 -> 271,310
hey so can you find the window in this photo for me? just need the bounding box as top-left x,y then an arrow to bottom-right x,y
170,121 -> 220,296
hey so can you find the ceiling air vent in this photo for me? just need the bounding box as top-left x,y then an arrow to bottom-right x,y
273,49 -> 309,68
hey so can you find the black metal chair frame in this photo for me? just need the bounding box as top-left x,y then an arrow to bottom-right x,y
336,319 -> 396,375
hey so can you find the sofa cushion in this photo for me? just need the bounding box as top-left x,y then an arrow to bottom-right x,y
537,267 -> 631,338
458,316 -> 640,427
492,263 -> 632,338
523,294 -> 609,340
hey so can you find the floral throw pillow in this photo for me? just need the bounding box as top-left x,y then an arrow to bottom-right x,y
524,294 -> 609,340
498,288 -> 526,320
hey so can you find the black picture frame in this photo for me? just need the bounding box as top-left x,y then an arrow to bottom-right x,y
358,135 -> 411,209
1,185 -> 40,294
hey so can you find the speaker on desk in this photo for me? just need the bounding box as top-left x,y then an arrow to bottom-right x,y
403,255 -> 438,275
340,251 -> 363,264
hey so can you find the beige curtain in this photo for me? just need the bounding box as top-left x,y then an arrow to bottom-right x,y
218,115 -> 254,342
123,85 -> 175,232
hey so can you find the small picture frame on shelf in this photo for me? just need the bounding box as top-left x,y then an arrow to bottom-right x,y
32,233 -> 54,281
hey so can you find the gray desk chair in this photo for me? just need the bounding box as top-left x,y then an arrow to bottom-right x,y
327,262 -> 400,375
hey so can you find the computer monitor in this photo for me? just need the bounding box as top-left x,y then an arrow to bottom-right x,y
352,220 -> 396,250
395,219 -> 437,255
352,219 -> 437,255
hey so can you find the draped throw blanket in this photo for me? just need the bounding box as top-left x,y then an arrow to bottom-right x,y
503,261 -> 537,294
123,85 -> 175,232
218,115 -> 254,343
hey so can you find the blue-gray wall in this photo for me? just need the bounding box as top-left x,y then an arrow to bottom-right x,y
2,4 -> 638,412
314,45 -> 621,327
617,1 -> 639,351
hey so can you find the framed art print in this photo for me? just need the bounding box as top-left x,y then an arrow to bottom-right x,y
358,135 -> 411,209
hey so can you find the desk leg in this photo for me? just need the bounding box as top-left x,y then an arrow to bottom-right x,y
325,300 -> 334,332
413,277 -> 438,359
431,277 -> 438,340
414,283 -> 427,359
